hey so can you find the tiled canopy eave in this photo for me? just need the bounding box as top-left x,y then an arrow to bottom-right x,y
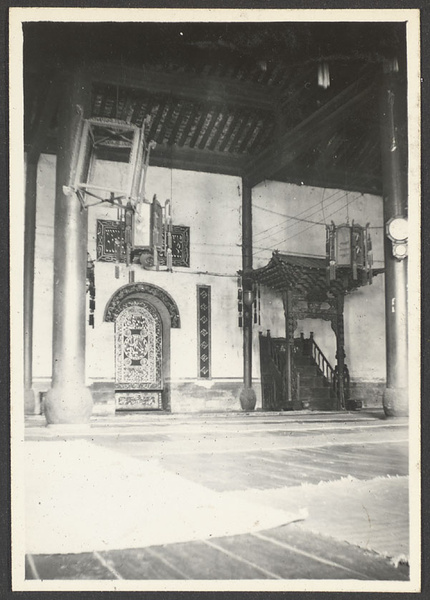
250,251 -> 384,298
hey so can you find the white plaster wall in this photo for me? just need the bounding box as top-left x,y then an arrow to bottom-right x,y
71,160 -> 244,385
252,180 -> 384,268
85,265 -> 243,383
252,180 -> 386,381
344,275 -> 386,381
32,154 -> 386,393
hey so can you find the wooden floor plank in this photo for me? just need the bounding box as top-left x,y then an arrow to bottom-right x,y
261,524 -> 410,581
29,552 -> 114,580
148,539 -> 270,579
210,531 -> 364,580
98,547 -> 187,579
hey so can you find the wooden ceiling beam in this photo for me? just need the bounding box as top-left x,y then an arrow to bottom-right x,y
243,71 -> 376,188
86,62 -> 278,112
149,144 -> 244,177
77,141 -> 243,178
273,164 -> 382,196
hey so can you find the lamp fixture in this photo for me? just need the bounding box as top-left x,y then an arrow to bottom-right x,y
64,115 -> 176,271
386,216 -> 408,243
386,216 -> 408,261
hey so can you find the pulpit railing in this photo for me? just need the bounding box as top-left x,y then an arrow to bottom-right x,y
309,333 -> 334,384
268,334 -> 300,406
259,331 -> 299,409
333,364 -> 351,408
291,360 -> 300,405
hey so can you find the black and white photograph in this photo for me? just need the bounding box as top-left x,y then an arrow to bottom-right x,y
8,7 -> 421,593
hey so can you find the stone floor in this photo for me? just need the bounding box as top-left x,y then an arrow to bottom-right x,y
21,407 -> 415,588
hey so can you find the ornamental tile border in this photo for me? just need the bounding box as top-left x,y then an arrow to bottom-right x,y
104,282 -> 181,328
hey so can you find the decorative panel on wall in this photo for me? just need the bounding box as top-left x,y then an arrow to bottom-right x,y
197,285 -> 211,379
97,219 -> 126,262
96,219 -> 190,266
159,225 -> 190,268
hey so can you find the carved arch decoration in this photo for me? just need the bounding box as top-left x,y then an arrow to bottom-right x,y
291,296 -> 340,336
104,282 -> 181,327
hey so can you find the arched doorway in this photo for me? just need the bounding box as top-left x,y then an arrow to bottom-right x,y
104,282 -> 181,411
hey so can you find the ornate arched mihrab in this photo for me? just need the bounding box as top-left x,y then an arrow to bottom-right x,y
104,282 -> 181,328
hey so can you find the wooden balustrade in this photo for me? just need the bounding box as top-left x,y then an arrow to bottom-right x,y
309,333 -> 334,384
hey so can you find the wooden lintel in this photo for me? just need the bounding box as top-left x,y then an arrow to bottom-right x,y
272,165 -> 382,196
85,62 -> 278,112
243,72 -> 376,188
150,144 -> 244,177
89,143 -> 244,178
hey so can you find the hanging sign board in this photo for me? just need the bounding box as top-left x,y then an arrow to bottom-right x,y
335,225 -> 351,266
151,196 -> 163,249
133,202 -> 151,247
352,225 -> 364,268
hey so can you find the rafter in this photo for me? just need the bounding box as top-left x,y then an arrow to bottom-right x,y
86,62 -> 278,112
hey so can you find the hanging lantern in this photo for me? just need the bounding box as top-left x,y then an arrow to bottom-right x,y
63,115 -> 159,275
326,221 -> 373,284
164,199 -> 173,273
86,253 -> 96,328
237,277 -> 243,328
253,282 -> 261,325
64,117 -> 155,210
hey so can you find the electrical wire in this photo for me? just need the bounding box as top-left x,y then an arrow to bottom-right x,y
321,188 -> 327,225
253,195 -> 349,250
252,197 -> 361,256
253,188 -> 345,239
253,189 -> 351,243
253,188 -> 383,252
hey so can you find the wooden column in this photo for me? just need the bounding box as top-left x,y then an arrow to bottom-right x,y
335,293 -> 345,410
44,69 -> 93,425
24,158 -> 38,413
283,290 -> 293,404
379,61 -> 408,416
239,179 -> 256,410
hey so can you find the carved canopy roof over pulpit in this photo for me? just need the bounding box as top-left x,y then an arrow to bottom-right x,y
251,251 -> 384,302
251,251 -> 384,337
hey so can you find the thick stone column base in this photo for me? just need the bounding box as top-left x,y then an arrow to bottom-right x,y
24,388 -> 35,415
383,387 -> 408,417
44,384 -> 93,425
239,387 -> 257,411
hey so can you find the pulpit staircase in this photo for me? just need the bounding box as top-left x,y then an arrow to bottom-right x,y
259,331 -> 351,411
293,333 -> 337,411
